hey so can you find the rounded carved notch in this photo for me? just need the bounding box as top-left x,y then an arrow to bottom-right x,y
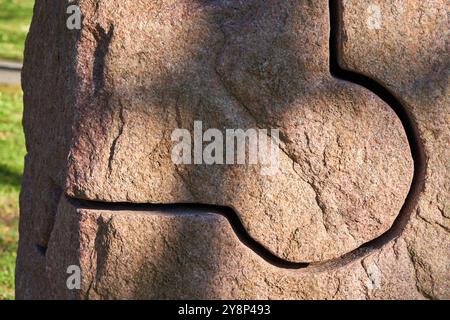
65,0 -> 414,263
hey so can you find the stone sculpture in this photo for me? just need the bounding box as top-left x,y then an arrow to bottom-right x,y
16,0 -> 449,299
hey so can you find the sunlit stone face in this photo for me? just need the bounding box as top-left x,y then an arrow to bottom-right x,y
60,0 -> 414,263
17,0 -> 450,300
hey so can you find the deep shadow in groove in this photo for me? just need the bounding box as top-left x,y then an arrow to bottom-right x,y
35,244 -> 47,257
328,0 -> 426,256
67,196 -> 309,269
65,1 -> 427,272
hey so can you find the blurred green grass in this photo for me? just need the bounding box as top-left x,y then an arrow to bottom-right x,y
0,0 -> 33,300
0,0 -> 34,61
0,85 -> 25,299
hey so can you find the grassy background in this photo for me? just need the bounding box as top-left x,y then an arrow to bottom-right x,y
0,0 -> 33,300
0,85 -> 25,299
0,0 -> 34,61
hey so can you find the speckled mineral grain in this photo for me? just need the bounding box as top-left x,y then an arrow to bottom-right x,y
16,0 -> 449,299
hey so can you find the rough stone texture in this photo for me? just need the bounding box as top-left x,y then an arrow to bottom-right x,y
16,0 -> 448,299
23,0 -> 413,263
339,0 -> 450,299
16,0 -> 79,299
45,198 -> 425,300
